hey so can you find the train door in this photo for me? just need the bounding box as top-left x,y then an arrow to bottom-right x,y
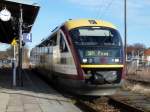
57,30 -> 77,75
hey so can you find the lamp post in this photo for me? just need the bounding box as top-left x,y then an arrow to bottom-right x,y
18,5 -> 23,86
124,0 -> 127,75
11,39 -> 17,86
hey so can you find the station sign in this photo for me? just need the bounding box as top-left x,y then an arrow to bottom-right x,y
23,33 -> 32,42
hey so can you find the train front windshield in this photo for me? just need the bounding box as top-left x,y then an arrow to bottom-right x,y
70,27 -> 123,64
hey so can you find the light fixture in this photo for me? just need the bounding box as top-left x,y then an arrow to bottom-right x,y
83,58 -> 87,63
0,7 -> 11,22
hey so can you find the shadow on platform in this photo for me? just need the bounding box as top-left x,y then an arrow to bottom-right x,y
0,68 -> 12,89
0,68 -> 62,99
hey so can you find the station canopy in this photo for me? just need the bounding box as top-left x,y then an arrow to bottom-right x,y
0,0 -> 40,44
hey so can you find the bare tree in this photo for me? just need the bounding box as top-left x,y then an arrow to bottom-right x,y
134,43 -> 145,51
127,43 -> 146,57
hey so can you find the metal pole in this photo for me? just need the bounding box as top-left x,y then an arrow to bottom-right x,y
13,45 -> 16,86
124,0 -> 127,75
18,4 -> 23,86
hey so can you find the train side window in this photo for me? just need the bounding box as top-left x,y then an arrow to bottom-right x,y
60,33 -> 68,52
50,33 -> 57,46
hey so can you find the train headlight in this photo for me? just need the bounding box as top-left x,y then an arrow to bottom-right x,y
103,71 -> 117,83
83,58 -> 88,63
112,58 -> 120,63
88,58 -> 93,63
114,58 -> 119,63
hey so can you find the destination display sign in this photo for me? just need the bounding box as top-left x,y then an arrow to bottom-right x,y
85,50 -> 111,57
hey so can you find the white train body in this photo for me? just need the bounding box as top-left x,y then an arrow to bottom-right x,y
30,19 -> 125,95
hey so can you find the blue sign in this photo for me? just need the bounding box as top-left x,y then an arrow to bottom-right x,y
23,33 -> 32,42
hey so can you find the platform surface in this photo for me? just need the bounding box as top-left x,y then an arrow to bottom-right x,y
0,69 -> 82,112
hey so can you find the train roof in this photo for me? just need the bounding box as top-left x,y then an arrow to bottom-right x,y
36,19 -> 117,47
64,19 -> 117,30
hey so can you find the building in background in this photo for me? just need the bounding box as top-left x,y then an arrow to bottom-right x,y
144,49 -> 150,66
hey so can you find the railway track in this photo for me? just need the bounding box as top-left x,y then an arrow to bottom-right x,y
75,97 -> 120,112
75,95 -> 148,112
127,78 -> 150,85
108,97 -> 145,112
126,74 -> 150,85
110,91 -> 150,112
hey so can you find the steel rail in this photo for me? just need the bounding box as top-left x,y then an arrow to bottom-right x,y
75,100 -> 98,112
108,97 -> 145,112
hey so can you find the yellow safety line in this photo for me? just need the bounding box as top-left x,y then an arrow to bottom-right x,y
81,64 -> 124,68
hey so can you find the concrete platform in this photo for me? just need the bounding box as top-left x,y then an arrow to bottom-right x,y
0,68 -> 82,112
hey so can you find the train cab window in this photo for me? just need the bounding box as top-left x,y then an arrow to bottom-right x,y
59,33 -> 68,52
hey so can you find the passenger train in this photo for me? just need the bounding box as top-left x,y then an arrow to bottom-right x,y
30,19 -> 125,95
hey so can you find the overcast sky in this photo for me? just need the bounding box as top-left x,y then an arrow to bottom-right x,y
1,0 -> 150,50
